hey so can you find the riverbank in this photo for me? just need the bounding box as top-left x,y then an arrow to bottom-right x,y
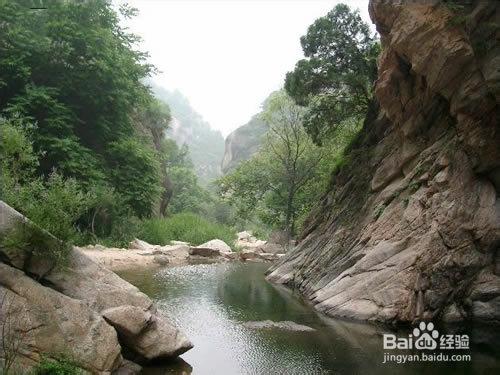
78,246 -> 163,271
81,236 -> 286,272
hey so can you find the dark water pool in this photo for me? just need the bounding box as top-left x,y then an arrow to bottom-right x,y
118,262 -> 500,375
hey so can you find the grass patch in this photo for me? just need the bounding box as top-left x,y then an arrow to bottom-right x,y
139,213 -> 236,247
31,356 -> 83,375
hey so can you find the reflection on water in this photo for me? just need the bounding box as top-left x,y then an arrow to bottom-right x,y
118,263 -> 500,375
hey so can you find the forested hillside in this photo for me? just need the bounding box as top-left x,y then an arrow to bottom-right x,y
0,0 -> 233,250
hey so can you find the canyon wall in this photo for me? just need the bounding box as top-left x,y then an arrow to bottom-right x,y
268,0 -> 500,324
221,115 -> 268,174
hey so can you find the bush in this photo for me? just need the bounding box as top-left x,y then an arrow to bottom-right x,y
31,356 -> 83,375
1,222 -> 71,267
3,173 -> 92,245
139,213 -> 236,247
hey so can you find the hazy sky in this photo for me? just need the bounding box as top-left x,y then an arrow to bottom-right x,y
119,0 -> 372,137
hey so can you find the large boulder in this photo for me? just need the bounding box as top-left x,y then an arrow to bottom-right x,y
128,238 -> 157,252
0,263 -> 122,373
237,231 -> 256,242
0,201 -> 193,371
196,239 -> 232,254
235,231 -> 268,252
239,249 -> 261,261
42,249 -> 194,362
102,306 -> 191,362
154,244 -> 190,264
258,243 -> 286,255
189,246 -> 221,257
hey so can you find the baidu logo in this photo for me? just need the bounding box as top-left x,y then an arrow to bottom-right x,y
382,321 -> 471,364
383,321 -> 469,352
413,322 -> 439,350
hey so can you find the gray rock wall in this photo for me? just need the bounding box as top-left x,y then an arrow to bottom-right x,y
267,0 -> 500,325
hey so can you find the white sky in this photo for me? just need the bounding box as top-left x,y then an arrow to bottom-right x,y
119,0 -> 372,136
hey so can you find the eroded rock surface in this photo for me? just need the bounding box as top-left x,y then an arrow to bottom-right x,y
268,0 -> 500,324
0,263 -> 122,373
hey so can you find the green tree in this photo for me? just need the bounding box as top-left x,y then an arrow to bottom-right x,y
107,138 -> 161,218
285,3 -> 379,144
219,91 -> 322,236
161,139 -> 209,215
0,116 -> 38,187
0,0 -> 160,217
135,98 -> 173,216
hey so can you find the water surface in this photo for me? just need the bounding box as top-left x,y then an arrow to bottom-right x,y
119,262 -> 500,375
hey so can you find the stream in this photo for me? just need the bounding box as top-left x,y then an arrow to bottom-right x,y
118,262 -> 500,375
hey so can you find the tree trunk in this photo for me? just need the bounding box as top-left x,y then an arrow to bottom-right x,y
284,184 -> 295,238
159,174 -> 173,217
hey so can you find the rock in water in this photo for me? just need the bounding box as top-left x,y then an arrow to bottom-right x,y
103,306 -> 192,361
242,320 -> 316,332
267,0 -> 500,324
0,201 -> 193,372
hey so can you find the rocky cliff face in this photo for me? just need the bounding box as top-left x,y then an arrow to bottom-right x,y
268,0 -> 500,324
0,201 -> 192,373
221,115 -> 268,173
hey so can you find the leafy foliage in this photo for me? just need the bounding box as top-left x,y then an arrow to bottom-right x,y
0,0 -> 161,218
219,91 -> 326,235
0,116 -> 38,186
160,139 -> 208,214
285,3 -> 378,144
3,173 -> 93,244
139,213 -> 236,247
107,137 -> 161,218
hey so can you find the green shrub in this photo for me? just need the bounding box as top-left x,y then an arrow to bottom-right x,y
31,356 -> 83,375
3,173 -> 93,245
1,222 -> 71,267
139,213 -> 236,247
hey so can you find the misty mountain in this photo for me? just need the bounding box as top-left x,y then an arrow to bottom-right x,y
150,83 -> 225,186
